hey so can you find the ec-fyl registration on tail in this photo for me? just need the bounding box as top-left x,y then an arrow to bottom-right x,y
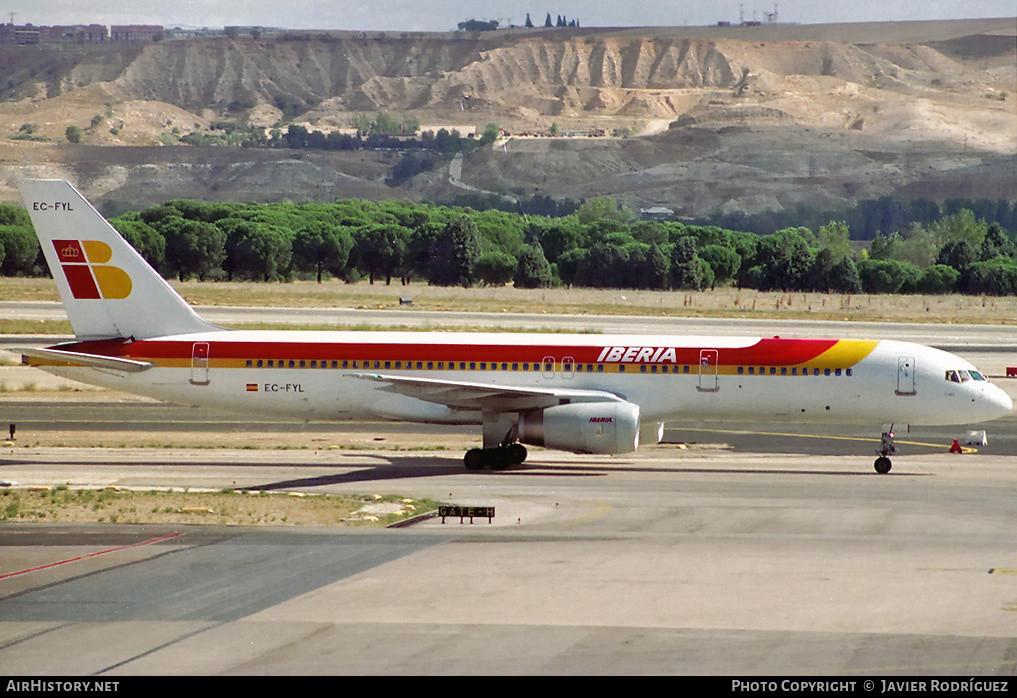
17,180 -> 1013,472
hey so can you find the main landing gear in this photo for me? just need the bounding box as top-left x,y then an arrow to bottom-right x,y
466,412 -> 528,470
464,443 -> 527,470
874,429 -> 896,474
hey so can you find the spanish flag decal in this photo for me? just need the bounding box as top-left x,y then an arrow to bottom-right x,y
246,384 -> 259,392
53,240 -> 132,300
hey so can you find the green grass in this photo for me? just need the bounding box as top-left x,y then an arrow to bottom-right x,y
0,319 -> 73,335
0,486 -> 442,527
0,318 -> 599,335
2,276 -> 1016,326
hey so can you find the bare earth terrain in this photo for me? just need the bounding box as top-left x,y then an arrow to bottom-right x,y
5,277 -> 1017,325
0,18 -> 1012,215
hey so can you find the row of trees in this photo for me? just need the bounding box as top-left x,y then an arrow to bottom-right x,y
0,204 -> 39,277
456,13 -> 581,31
181,120 -> 497,157
705,195 -> 1017,240
107,198 -> 552,288
1,195 -> 1016,295
861,210 -> 1017,295
523,13 -> 579,28
178,117 -> 499,184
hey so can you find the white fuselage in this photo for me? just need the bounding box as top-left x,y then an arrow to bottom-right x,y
34,329 -> 1013,430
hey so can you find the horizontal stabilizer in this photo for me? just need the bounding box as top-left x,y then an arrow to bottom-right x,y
18,347 -> 154,373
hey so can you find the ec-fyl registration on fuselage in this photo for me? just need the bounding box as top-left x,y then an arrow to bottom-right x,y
17,180 -> 1013,473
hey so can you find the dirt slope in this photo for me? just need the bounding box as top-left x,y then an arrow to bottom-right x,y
0,18 -> 1013,214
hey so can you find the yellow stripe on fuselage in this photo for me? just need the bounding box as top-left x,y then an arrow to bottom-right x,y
793,340 -> 878,369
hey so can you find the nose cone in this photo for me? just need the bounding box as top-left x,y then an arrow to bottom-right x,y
985,384 -> 1013,421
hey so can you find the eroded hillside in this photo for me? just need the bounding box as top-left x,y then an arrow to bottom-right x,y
0,19 -> 1014,215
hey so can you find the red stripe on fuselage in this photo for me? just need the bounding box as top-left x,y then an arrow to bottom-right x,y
54,337 -> 842,366
720,338 -> 838,366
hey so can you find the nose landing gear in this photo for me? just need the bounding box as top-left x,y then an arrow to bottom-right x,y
874,429 -> 896,474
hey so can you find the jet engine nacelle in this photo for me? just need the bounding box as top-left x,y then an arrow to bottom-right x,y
518,401 -> 640,455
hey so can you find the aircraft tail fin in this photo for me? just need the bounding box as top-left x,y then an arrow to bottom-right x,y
18,179 -> 217,340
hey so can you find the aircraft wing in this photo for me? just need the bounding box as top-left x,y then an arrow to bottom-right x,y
17,347 -> 155,373
348,372 -> 626,412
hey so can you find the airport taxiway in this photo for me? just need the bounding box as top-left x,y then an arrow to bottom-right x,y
1,446 -> 1017,675
5,299 -> 1017,346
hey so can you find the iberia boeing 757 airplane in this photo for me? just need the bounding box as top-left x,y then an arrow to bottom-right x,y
17,180 -> 1013,472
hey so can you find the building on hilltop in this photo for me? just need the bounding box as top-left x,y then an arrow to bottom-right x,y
640,207 -> 676,221
70,24 -> 109,42
1,21 -> 163,44
111,25 -> 163,43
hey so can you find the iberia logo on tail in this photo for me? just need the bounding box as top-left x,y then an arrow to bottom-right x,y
53,240 -> 132,299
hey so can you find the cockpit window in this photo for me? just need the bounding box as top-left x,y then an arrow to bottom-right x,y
947,369 -> 986,383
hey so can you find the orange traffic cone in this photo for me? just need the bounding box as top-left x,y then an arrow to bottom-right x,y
949,438 -> 963,454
